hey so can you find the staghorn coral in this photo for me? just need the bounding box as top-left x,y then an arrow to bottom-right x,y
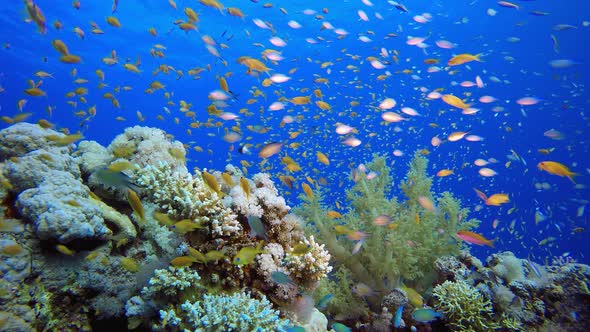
298,153 -> 480,319
127,267 -> 289,332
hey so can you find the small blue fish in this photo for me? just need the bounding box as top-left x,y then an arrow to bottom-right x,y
270,271 -> 295,286
284,326 -> 305,332
412,308 -> 443,323
317,293 -> 333,310
526,257 -> 543,278
247,215 -> 268,241
393,305 -> 404,328
93,168 -> 142,192
331,322 -> 351,332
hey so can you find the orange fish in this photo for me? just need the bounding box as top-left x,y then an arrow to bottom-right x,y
485,193 -> 509,206
448,53 -> 483,66
456,230 -> 495,247
436,169 -> 454,177
537,161 -> 577,183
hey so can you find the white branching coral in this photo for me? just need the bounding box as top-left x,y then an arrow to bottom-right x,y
227,172 -> 290,219
269,213 -> 305,247
141,266 -> 202,298
285,235 -> 332,285
135,162 -> 238,234
256,243 -> 298,300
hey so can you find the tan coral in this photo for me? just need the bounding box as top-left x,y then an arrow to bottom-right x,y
90,196 -> 137,242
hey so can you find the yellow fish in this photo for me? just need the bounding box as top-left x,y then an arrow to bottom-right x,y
233,242 -> 266,265
316,151 -> 330,165
172,220 -> 205,234
202,171 -> 221,195
120,257 -> 140,272
301,183 -> 314,198
171,256 -> 198,267
127,189 -> 145,220
240,177 -> 250,200
442,94 -> 470,110
485,193 -> 510,206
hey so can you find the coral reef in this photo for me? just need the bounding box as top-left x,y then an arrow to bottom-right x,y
0,123 -> 331,331
0,122 -> 69,159
431,251 -> 590,331
297,153 -> 480,320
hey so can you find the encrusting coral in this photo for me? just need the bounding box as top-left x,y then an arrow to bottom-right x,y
296,152 -> 480,319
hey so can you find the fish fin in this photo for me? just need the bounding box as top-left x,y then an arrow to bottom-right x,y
487,237 -> 498,248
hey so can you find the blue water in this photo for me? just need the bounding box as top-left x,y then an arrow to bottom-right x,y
1,0 -> 588,265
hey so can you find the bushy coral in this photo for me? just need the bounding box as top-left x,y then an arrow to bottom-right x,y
487,251 -> 526,283
298,153 -> 480,318
284,235 -> 332,285
432,280 -> 498,332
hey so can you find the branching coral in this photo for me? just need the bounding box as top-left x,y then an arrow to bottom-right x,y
163,292 -> 288,332
134,162 -> 235,231
284,235 -> 332,286
297,152 -> 480,317
432,280 -> 498,332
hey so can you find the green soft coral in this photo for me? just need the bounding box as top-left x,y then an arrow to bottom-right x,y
297,152 -> 480,315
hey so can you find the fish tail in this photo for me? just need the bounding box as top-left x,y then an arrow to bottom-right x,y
475,53 -> 484,62
487,237 -> 498,248
567,173 -> 577,184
